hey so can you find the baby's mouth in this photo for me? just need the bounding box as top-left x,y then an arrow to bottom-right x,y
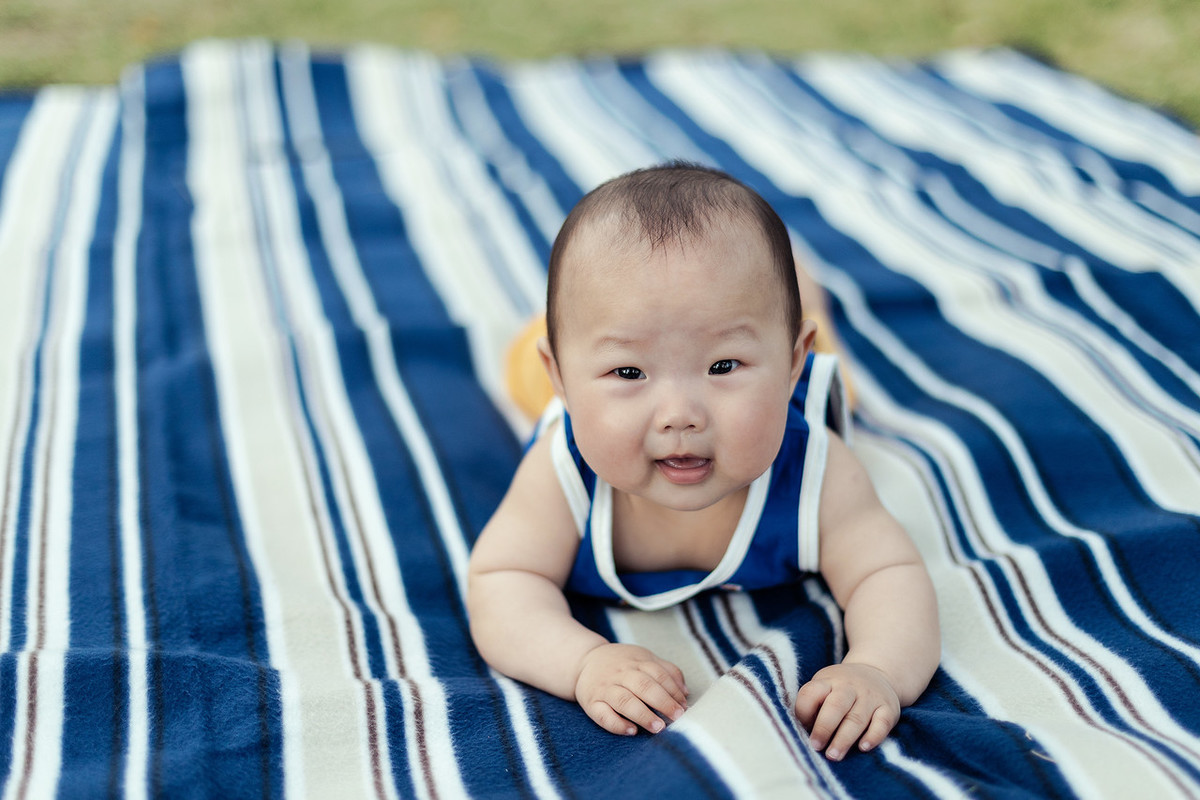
656,456 -> 713,485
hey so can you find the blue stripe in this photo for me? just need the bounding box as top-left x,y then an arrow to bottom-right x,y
445,62 -> 557,269
0,93 -> 33,191
60,102 -> 128,797
136,58 -> 282,799
0,91 -> 35,794
467,61 -> 586,219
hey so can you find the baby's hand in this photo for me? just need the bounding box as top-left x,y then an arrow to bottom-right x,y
574,643 -> 689,736
794,663 -> 900,761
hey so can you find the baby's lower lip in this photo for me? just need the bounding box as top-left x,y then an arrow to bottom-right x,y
656,457 -> 712,485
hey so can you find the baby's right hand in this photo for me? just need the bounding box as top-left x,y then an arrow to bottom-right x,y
574,643 -> 689,735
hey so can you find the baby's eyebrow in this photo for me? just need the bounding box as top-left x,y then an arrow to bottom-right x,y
713,323 -> 762,341
592,334 -> 641,351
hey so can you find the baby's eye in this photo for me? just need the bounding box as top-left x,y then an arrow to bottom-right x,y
709,359 -> 740,375
612,366 -> 645,380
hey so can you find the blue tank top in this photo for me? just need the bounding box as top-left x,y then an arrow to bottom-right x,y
538,352 -> 849,611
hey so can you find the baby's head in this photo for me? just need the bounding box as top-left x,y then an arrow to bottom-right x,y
544,162 -> 802,357
540,162 -> 814,513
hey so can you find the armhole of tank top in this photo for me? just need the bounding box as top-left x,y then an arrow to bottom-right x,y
797,353 -> 846,573
543,399 -> 589,538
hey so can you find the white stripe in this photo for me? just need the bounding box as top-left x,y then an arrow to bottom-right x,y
1062,256 -> 1200,401
615,591 -> 860,796
238,42 -> 414,800
114,67 -> 150,800
678,648 -> 847,798
6,87 -> 118,800
280,45 -> 478,595
420,60 -> 548,317
609,602 -> 728,697
1134,182 -> 1200,241
183,40 -> 379,800
0,90 -> 89,656
572,57 -> 711,164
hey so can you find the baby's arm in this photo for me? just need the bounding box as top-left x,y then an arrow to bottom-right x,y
795,432 -> 940,760
468,431 -> 688,735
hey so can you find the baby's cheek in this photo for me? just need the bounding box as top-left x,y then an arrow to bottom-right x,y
576,415 -> 639,469
727,405 -> 788,472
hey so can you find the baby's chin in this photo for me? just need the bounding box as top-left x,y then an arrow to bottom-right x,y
621,478 -> 757,515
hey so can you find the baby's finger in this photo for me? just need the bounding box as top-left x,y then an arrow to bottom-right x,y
619,670 -> 686,726
647,660 -> 689,709
794,679 -> 832,730
583,699 -> 639,737
806,687 -> 855,753
856,704 -> 900,754
824,700 -> 879,761
661,660 -> 690,705
608,685 -> 672,734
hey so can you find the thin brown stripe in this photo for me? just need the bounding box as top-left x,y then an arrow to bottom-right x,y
727,668 -> 811,775
1,311 -> 48,800
715,594 -> 791,699
319,425 -> 439,800
0,249 -> 55,645
0,375 -> 27,611
1003,552 -> 1200,762
251,76 -> 432,790
285,387 -> 389,800
682,602 -> 725,675
16,253 -> 66,800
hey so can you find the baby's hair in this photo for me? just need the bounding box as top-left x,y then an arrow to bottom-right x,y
545,161 -> 802,353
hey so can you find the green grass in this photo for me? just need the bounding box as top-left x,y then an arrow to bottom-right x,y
3,0 -> 1198,128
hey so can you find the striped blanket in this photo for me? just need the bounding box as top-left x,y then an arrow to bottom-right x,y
2,38 -> 1199,799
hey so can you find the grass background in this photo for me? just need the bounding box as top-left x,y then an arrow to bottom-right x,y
2,0 -> 1197,128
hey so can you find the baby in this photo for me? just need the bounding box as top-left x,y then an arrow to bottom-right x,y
468,162 -> 939,761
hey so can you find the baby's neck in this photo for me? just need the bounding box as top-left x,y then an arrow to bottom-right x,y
610,487 -> 749,574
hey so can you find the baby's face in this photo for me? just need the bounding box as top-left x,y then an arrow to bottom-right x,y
547,218 -> 805,514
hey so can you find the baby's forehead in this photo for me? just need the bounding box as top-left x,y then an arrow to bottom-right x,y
562,207 -> 766,276
553,210 -> 784,329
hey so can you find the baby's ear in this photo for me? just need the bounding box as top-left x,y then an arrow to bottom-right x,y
792,318 -> 818,382
537,337 -> 568,407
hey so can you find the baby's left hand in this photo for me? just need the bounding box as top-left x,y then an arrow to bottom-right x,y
794,662 -> 900,761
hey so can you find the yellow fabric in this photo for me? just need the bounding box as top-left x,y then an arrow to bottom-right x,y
505,315 -> 556,422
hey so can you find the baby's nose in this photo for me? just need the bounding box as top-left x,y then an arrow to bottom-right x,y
655,391 -> 707,433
